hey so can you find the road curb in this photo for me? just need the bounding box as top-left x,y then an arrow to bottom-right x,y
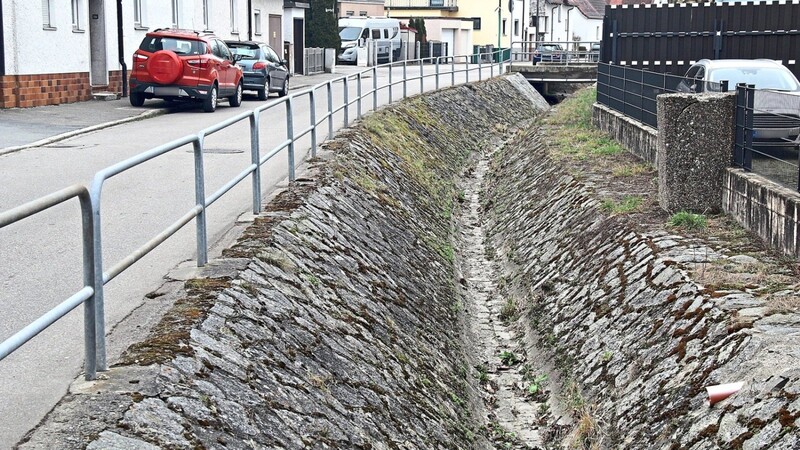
0,109 -> 167,157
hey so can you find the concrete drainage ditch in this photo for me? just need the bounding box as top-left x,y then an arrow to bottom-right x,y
17,75 -> 800,449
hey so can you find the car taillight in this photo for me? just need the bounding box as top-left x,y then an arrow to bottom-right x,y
187,59 -> 207,69
253,62 -> 267,70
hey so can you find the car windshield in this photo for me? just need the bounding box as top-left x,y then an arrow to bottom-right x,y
227,44 -> 260,59
139,37 -> 204,55
339,26 -> 362,41
709,66 -> 800,91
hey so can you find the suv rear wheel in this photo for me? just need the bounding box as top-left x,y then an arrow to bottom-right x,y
203,85 -> 218,113
130,92 -> 145,107
229,82 -> 243,107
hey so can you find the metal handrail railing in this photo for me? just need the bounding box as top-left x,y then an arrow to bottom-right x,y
0,48 -> 511,380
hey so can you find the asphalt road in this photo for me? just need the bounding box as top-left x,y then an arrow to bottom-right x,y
0,62 -> 503,447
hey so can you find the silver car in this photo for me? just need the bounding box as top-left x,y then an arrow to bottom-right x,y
677,59 -> 800,140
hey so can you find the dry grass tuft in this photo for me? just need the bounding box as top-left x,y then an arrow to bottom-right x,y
767,295 -> 800,315
567,405 -> 606,450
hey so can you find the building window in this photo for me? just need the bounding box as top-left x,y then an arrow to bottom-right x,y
359,10 -> 367,16
134,0 -> 147,28
71,0 -> 83,31
502,18 -> 507,36
514,19 -> 519,37
202,0 -> 210,30
254,9 -> 262,35
472,17 -> 481,30
171,0 -> 179,27
346,10 -> 354,16
230,0 -> 239,33
42,0 -> 55,29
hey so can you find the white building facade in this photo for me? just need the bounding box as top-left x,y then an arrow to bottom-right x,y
0,0 -> 285,109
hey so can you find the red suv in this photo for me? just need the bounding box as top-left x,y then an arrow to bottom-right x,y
129,29 -> 243,112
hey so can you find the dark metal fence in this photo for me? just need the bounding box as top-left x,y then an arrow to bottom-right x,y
598,63 -> 800,192
734,84 -> 800,191
601,2 -> 800,80
596,62 -> 723,128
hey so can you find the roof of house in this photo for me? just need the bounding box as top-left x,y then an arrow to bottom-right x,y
546,0 -> 607,20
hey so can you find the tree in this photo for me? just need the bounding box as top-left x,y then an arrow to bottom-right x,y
411,17 -> 427,44
305,0 -> 341,49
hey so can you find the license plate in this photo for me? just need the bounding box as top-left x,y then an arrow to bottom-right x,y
153,86 -> 182,96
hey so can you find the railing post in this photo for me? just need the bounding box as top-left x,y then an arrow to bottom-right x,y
373,66 -> 378,111
286,97 -> 296,181
451,56 -> 455,86
89,183 -> 107,372
466,55 -> 470,84
249,112 -> 262,214
479,52 -> 483,81
744,84 -> 755,172
389,64 -> 393,103
309,90 -> 317,158
327,81 -> 334,139
80,193 -> 97,380
403,61 -> 408,98
436,57 -> 440,90
419,57 -> 424,94
734,83 -> 745,167
490,52 -> 494,78
343,76 -> 349,126
357,72 -> 363,119
192,135 -> 208,267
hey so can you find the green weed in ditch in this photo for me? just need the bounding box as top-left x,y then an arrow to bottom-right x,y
668,211 -> 708,230
600,196 -> 642,214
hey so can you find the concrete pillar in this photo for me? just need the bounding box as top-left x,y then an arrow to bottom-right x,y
656,92 -> 736,213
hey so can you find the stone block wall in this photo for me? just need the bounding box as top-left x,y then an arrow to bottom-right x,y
19,74 -> 550,449
484,124 -> 800,448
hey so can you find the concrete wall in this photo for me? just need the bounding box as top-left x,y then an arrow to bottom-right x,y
593,102 -> 659,165
592,100 -> 800,259
724,169 -> 800,258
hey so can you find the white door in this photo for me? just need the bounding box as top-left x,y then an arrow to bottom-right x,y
442,29 -> 455,57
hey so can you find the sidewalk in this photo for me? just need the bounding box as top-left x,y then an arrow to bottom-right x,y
0,67 -> 362,156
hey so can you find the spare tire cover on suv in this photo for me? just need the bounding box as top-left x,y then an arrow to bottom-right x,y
147,50 -> 183,85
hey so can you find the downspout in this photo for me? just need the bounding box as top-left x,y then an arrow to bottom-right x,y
0,0 -> 5,76
550,5 -> 558,41
566,5 -> 575,44
116,0 -> 127,97
247,0 -> 253,41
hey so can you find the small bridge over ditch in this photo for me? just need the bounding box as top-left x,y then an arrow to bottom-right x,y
507,63 -> 598,101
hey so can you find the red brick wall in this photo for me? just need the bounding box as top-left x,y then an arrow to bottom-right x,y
0,72 -> 94,108
107,70 -> 124,95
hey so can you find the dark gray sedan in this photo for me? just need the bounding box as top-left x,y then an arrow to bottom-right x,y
225,41 -> 289,100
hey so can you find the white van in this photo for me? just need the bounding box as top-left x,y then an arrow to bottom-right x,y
338,17 -> 401,64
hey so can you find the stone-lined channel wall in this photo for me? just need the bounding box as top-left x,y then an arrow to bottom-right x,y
484,123 -> 800,448
19,75 -> 548,449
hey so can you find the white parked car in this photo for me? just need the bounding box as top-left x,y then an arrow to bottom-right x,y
677,59 -> 800,140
